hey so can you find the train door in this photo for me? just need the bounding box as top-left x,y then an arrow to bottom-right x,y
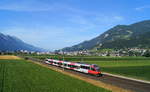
80,65 -> 89,73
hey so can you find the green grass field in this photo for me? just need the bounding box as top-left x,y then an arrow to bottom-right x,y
25,55 -> 150,81
87,61 -> 150,81
0,59 -> 110,92
25,55 -> 150,61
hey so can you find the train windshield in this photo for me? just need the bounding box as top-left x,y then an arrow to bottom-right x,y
95,67 -> 100,72
93,65 -> 100,72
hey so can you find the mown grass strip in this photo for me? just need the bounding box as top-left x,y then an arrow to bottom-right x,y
0,55 -> 21,60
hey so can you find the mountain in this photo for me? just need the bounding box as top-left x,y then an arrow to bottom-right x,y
0,33 -> 45,52
61,20 -> 150,52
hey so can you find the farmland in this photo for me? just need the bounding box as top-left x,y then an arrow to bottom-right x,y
89,61 -> 150,81
24,55 -> 150,81
24,54 -> 150,61
0,55 -> 21,60
0,59 -> 111,92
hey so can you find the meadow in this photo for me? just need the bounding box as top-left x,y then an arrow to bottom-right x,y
0,59 -> 111,92
25,55 -> 150,81
88,61 -> 150,81
25,54 -> 150,61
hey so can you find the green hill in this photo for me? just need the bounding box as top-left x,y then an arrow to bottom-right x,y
61,20 -> 150,51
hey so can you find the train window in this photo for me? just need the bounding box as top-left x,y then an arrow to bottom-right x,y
86,67 -> 90,69
91,68 -> 95,71
68,65 -> 71,67
58,63 -> 62,65
74,65 -> 78,68
55,62 -> 58,64
75,66 -> 80,69
74,65 -> 79,68
70,65 -> 73,68
64,64 -> 67,66
68,65 -> 75,68
81,66 -> 90,69
95,67 -> 100,72
81,66 -> 85,69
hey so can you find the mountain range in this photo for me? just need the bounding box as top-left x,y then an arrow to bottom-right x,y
61,20 -> 150,52
0,33 -> 44,52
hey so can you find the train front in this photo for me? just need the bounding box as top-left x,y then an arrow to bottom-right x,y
90,64 -> 102,77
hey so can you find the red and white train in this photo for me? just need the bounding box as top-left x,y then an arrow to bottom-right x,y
45,59 -> 102,77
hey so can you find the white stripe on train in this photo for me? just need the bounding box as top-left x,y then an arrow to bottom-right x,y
44,59 -> 102,76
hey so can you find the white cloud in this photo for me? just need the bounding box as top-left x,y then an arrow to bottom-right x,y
69,16 -> 88,25
0,5 -> 51,12
94,15 -> 124,24
135,5 -> 150,11
67,13 -> 124,32
113,16 -> 124,21
0,1 -> 70,12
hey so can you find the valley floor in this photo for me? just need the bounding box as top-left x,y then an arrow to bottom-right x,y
26,55 -> 150,81
0,59 -> 111,92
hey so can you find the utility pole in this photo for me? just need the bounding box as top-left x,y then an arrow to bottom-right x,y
80,52 -> 84,62
63,51 -> 65,71
81,53 -> 84,62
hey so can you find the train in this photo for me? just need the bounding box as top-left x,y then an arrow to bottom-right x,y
44,59 -> 102,77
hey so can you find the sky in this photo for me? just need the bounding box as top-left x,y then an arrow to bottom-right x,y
0,0 -> 150,51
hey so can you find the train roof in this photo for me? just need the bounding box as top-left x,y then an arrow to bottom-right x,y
46,58 -> 99,67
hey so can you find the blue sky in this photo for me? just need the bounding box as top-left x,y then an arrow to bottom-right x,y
0,0 -> 150,51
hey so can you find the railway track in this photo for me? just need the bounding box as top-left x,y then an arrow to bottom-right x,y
24,57 -> 150,92
47,64 -> 150,92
